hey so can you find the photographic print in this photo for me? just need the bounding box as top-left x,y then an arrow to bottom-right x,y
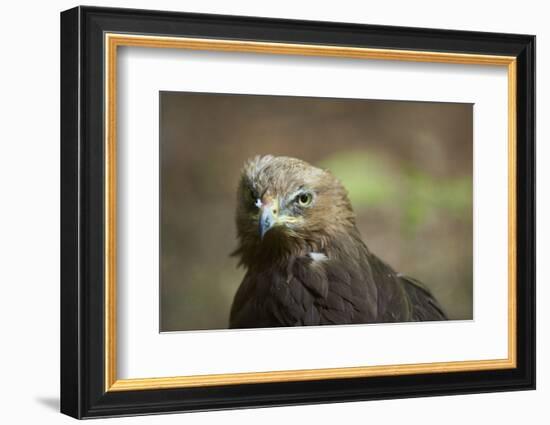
61,8 -> 535,417
160,92 -> 473,331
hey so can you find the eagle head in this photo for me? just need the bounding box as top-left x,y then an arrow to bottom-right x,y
234,155 -> 356,268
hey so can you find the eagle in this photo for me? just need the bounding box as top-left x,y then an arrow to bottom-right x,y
229,155 -> 447,329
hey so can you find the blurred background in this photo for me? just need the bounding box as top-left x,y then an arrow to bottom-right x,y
160,92 -> 473,332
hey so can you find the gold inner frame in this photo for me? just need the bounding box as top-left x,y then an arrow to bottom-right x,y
104,33 -> 517,392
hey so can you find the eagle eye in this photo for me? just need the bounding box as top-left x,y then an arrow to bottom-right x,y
296,192 -> 313,207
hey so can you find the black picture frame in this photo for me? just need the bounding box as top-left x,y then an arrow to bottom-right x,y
60,5 -> 535,419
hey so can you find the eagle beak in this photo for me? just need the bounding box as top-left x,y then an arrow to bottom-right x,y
259,199 -> 279,239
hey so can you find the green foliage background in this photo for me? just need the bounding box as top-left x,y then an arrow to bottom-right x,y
160,92 -> 473,331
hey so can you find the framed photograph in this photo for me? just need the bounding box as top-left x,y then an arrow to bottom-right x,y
60,6 -> 535,419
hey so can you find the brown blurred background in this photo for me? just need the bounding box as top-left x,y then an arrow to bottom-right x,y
160,91 -> 473,332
